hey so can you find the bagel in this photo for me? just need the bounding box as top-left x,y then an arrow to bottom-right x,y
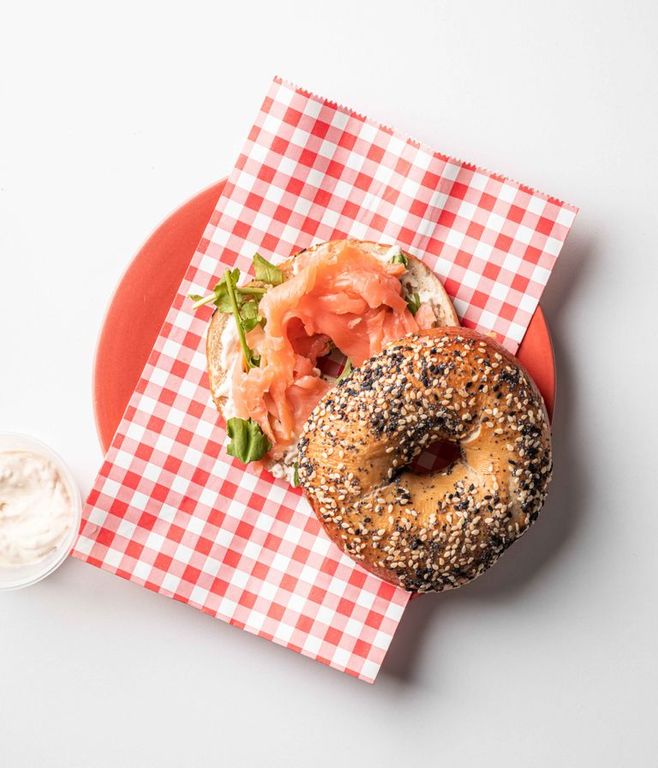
297,328 -> 552,592
205,240 -> 459,481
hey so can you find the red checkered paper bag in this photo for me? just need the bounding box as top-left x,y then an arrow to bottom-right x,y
74,77 -> 577,682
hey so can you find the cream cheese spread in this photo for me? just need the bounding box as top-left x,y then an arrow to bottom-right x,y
0,451 -> 73,567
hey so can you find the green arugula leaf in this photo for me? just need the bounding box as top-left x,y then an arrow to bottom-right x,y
337,358 -> 353,382
253,252 -> 284,285
190,267 -> 269,313
240,300 -> 263,332
390,250 -> 409,267
292,462 -> 300,487
406,292 -> 421,316
226,417 -> 271,463
189,269 -> 266,368
189,268 -> 239,311
238,285 -> 267,302
189,291 -> 219,309
223,269 -> 259,368
213,283 -> 233,313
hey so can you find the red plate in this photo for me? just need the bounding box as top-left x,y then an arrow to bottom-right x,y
93,180 -> 556,452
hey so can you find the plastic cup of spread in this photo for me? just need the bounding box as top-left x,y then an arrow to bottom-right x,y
0,433 -> 82,591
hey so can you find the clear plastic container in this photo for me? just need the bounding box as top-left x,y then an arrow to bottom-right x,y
0,433 -> 82,591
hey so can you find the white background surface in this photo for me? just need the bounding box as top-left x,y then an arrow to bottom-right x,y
1,1 -> 657,765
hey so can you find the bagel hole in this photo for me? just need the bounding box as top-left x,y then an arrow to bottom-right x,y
318,350 -> 462,474
316,346 -> 348,381
409,439 -> 461,475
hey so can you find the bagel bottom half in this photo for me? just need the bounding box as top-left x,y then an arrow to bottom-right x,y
206,239 -> 459,480
297,328 -> 552,592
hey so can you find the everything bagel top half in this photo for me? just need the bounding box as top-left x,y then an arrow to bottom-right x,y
297,328 -> 552,592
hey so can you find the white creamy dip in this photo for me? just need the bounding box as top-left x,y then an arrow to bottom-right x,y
0,450 -> 74,567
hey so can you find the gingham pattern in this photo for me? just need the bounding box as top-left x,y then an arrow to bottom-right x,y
73,77 -> 577,682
